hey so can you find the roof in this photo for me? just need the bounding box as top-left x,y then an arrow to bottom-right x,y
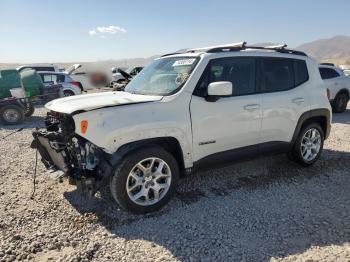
37,71 -> 68,75
18,63 -> 55,67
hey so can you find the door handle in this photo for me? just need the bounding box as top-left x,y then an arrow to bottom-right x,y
292,97 -> 305,104
244,104 -> 260,111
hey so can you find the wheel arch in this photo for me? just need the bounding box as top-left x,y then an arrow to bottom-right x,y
291,109 -> 331,146
107,137 -> 186,173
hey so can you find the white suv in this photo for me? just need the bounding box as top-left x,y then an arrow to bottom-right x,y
319,63 -> 350,112
32,42 -> 332,213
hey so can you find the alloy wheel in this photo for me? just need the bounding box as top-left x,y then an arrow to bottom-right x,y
126,157 -> 172,206
300,128 -> 321,162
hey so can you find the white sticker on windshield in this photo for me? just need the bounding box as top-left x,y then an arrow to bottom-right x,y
173,58 -> 196,67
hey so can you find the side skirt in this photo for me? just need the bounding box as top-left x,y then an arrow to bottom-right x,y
192,141 -> 291,172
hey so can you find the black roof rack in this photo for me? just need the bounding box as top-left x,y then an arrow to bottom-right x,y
160,52 -> 184,57
162,42 -> 307,57
245,44 -> 307,56
187,42 -> 247,53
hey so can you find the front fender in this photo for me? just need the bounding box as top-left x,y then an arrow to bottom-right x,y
72,105 -> 193,168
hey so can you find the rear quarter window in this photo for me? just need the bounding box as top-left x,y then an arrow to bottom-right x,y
319,67 -> 340,80
260,57 -> 295,92
294,59 -> 309,86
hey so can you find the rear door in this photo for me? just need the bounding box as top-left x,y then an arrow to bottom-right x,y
258,57 -> 310,150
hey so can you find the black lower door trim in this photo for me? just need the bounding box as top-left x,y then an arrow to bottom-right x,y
193,141 -> 291,171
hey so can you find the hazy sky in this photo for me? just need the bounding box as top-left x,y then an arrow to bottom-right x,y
0,0 -> 349,63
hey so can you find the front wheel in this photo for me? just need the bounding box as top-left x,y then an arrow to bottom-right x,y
110,147 -> 179,213
290,123 -> 324,167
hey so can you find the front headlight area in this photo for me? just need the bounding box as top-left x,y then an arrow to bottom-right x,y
36,111 -> 112,195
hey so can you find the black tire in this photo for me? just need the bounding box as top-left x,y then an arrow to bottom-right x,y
332,92 -> 349,113
110,146 -> 179,213
0,104 -> 25,125
63,90 -> 75,97
24,103 -> 35,117
290,123 -> 324,167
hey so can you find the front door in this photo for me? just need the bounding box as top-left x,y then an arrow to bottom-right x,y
190,57 -> 262,162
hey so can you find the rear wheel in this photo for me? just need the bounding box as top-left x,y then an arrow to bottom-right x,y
290,123 -> 324,166
332,92 -> 349,113
0,104 -> 24,125
110,147 -> 179,213
63,90 -> 75,97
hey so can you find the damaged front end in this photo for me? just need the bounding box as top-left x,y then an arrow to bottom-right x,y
31,111 -> 111,195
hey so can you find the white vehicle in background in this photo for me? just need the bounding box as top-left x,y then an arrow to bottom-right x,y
33,42 -> 331,213
65,64 -> 96,91
319,63 -> 350,112
38,72 -> 82,97
17,63 -> 96,91
17,63 -> 59,73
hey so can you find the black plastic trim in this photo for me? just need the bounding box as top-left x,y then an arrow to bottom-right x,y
290,108 -> 331,143
193,141 -> 290,171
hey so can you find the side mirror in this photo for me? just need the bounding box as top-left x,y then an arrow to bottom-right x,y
206,81 -> 233,101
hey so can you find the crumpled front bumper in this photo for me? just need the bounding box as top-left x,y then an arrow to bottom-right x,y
31,131 -> 68,173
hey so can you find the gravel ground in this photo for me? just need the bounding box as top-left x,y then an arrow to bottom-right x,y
0,105 -> 349,262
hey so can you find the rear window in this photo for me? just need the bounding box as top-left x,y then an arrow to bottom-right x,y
319,67 -> 340,79
40,73 -> 65,84
34,67 -> 55,72
260,58 -> 295,92
294,59 -> 309,86
259,58 -> 309,93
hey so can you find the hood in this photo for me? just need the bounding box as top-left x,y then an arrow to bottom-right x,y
65,64 -> 82,75
117,68 -> 132,80
45,91 -> 163,114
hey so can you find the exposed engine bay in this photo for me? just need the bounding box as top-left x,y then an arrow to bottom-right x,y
31,111 -> 111,195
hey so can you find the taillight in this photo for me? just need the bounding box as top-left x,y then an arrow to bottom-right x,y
326,88 -> 330,99
71,81 -> 80,88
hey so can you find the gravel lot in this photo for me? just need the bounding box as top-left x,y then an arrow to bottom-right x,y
0,105 -> 349,262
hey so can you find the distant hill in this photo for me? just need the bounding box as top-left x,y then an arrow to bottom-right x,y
296,35 -> 350,65
0,56 -> 158,72
1,35 -> 350,71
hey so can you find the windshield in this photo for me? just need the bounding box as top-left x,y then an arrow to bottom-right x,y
125,57 -> 199,96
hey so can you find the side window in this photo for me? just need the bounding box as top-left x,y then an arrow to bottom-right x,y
294,59 -> 309,86
319,68 -> 340,79
260,58 -> 294,92
56,74 -> 65,83
194,57 -> 256,97
42,74 -> 57,84
42,74 -> 53,83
